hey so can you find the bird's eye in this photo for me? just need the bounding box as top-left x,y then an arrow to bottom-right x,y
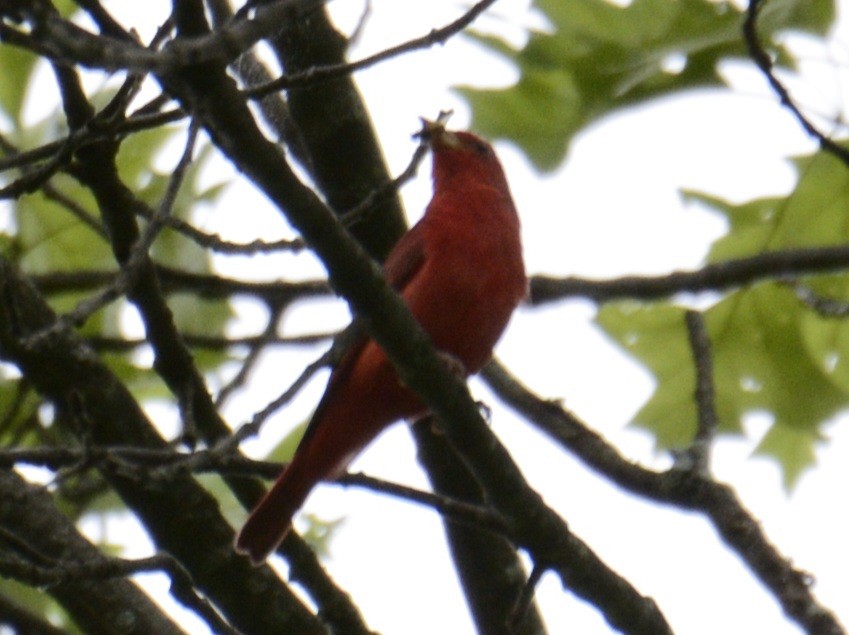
470,140 -> 491,155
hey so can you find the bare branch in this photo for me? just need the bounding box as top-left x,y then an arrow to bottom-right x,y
0,256 -> 324,633
743,0 -> 849,168
247,0 -> 501,97
1,0 -> 328,72
482,360 -> 845,635
682,310 -> 718,474
530,245 -> 849,305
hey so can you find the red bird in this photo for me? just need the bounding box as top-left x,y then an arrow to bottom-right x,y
235,121 -> 526,564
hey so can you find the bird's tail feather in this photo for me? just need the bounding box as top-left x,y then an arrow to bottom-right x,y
234,467 -> 310,565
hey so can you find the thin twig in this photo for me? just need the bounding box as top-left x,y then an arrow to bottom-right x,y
230,322 -> 362,444
59,123 -> 201,329
790,282 -> 849,317
85,331 -> 332,352
509,564 -> 545,633
0,550 -> 237,635
214,304 -> 285,407
340,471 -> 511,536
743,0 -> 849,168
482,360 -> 846,635
682,310 -> 718,474
245,0 -> 500,98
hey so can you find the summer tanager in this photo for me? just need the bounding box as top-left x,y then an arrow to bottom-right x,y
235,121 -> 526,564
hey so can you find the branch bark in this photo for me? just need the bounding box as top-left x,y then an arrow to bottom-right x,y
530,245 -> 849,305
0,256 -> 323,634
413,420 -> 548,635
0,469 -> 184,635
482,360 -> 846,635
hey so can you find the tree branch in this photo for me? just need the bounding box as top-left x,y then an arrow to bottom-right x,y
743,0 -> 849,168
412,420 -> 547,635
1,0 -> 326,72
156,21 -> 672,633
682,310 -> 718,474
482,360 -> 846,635
0,256 -> 324,633
270,4 -> 407,260
530,245 -> 849,305
0,467 -> 185,635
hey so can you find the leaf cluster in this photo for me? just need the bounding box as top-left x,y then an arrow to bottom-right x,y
466,0 -> 844,487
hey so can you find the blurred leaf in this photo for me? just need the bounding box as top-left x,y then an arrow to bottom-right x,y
67,482 -> 125,517
16,175 -> 110,274
267,419 -> 309,464
0,380 -> 40,444
0,580 -> 77,633
0,46 -> 38,122
5,92 -> 233,448
14,172 -> 115,340
300,513 -> 344,557
139,142 -> 234,370
196,473 -> 248,527
0,0 -> 77,123
116,125 -> 178,190
458,0 -> 835,170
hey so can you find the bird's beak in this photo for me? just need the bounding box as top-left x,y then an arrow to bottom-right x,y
416,116 -> 462,149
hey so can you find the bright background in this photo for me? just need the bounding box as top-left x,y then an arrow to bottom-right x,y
53,0 -> 849,633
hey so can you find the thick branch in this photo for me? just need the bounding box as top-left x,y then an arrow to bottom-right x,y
0,256 -> 323,634
482,361 -> 845,635
1,0 -> 325,72
0,467 -> 184,635
413,420 -> 547,635
158,29 -> 671,635
271,5 -> 407,259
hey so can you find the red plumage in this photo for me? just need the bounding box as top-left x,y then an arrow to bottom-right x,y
235,123 -> 526,564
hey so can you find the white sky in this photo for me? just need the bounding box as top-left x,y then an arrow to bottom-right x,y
33,0 -> 849,633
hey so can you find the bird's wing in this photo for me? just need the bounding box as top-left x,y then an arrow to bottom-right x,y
381,222 -> 428,291
294,223 -> 428,449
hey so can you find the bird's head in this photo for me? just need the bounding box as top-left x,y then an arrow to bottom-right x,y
415,117 -> 507,193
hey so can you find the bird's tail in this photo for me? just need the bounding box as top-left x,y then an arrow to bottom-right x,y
234,466 -> 311,565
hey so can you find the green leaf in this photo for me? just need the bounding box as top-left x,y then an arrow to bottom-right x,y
754,420 -> 820,488
599,146 -> 849,486
8,98 -> 232,401
598,285 -> 843,487
596,302 -> 699,448
0,579 -> 77,633
458,0 -> 835,170
16,174 -> 111,274
0,380 -> 40,444
116,125 -> 179,190
0,0 -> 77,122
300,513 -> 344,557
0,46 -> 38,122
267,420 -> 309,464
